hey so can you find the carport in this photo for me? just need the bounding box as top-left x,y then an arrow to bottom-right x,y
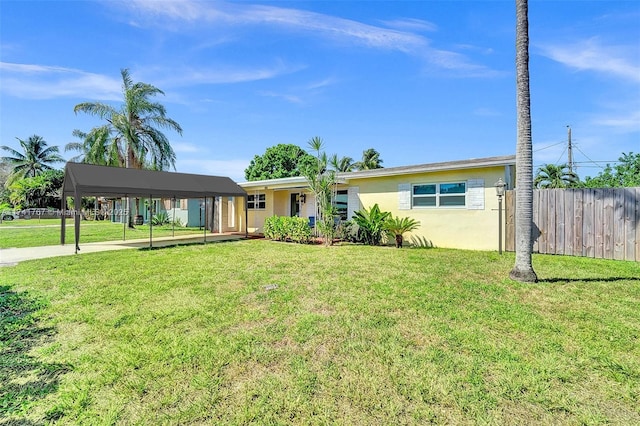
61,162 -> 248,253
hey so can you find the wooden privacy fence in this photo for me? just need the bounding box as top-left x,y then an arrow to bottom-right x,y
505,187 -> 640,261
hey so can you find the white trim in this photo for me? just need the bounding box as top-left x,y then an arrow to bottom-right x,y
398,183 -> 411,210
347,186 -> 360,219
466,179 -> 485,210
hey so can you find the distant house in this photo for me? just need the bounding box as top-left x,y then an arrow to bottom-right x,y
109,197 -> 242,232
239,155 -> 516,250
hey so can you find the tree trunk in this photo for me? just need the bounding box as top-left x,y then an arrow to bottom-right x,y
510,0 -> 538,283
395,234 -> 403,248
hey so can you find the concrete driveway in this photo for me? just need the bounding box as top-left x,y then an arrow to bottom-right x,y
0,233 -> 245,266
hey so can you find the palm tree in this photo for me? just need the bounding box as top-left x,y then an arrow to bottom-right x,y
385,216 -> 420,248
304,137 -> 337,244
329,154 -> 354,172
510,0 -> 538,283
65,127 -> 121,166
73,68 -> 182,171
534,164 -> 579,188
354,148 -> 383,170
74,68 -> 182,226
1,135 -> 63,185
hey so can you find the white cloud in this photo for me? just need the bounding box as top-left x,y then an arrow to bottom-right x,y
161,62 -> 305,87
0,60 -> 302,101
380,18 -> 437,33
423,49 -> 502,77
538,37 -> 640,82
172,142 -> 200,153
593,110 -> 640,133
259,91 -> 304,104
121,0 -> 493,75
0,62 -> 122,100
126,0 -> 427,52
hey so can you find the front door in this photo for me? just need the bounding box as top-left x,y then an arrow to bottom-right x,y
290,193 -> 300,217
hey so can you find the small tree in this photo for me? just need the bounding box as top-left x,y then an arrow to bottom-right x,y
385,216 -> 420,248
303,137 -> 337,246
245,144 -> 316,181
8,169 -> 64,209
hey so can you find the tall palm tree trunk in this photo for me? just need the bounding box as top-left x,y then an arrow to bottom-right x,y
510,0 -> 538,282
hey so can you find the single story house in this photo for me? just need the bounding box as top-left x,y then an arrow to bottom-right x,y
239,155 -> 516,250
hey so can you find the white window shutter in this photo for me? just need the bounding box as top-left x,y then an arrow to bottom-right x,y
347,187 -> 360,219
466,179 -> 484,210
398,183 -> 411,210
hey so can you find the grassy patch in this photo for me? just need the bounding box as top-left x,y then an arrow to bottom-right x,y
2,241 -> 639,424
0,219 -> 204,248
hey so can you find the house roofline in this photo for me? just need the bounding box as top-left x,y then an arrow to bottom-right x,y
338,155 -> 516,180
239,154 -> 515,189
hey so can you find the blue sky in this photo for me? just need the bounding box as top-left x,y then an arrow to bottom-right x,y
1,0 -> 638,182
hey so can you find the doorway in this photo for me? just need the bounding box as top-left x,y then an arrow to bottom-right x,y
290,193 -> 300,217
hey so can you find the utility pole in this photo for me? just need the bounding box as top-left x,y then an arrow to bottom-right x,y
567,125 -> 573,173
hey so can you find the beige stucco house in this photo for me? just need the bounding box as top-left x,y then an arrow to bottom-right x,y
239,155 -> 515,250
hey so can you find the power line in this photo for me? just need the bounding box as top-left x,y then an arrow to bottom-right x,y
533,140 -> 566,152
554,145 -> 568,166
574,145 -> 608,170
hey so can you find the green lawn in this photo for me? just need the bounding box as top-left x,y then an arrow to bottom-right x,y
0,219 -> 206,248
2,241 -> 639,424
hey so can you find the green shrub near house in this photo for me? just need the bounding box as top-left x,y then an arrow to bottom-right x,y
264,215 -> 312,243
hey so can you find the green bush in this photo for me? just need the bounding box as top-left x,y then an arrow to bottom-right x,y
336,219 -> 360,243
351,204 -> 391,246
151,211 -> 170,226
385,216 -> 420,248
264,215 -> 312,243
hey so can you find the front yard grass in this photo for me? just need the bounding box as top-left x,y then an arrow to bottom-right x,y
0,219 -> 205,248
1,240 -> 639,424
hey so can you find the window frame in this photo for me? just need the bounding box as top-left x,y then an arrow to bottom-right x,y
247,193 -> 266,210
333,190 -> 349,220
411,181 -> 466,208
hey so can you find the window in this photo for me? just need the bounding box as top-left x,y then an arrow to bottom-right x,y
248,193 -> 266,210
334,190 -> 348,220
412,182 -> 466,208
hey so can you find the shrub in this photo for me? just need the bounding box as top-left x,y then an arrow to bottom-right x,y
384,216 -> 420,248
351,204 -> 390,246
336,219 -> 360,243
264,215 -> 312,243
288,217 -> 312,243
264,215 -> 284,240
151,211 -> 170,226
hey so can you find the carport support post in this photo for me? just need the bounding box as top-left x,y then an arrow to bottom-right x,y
61,195 -> 66,245
203,197 -> 207,244
74,190 -> 81,254
172,197 -> 176,238
245,195 -> 248,238
123,196 -> 127,241
149,195 -> 153,249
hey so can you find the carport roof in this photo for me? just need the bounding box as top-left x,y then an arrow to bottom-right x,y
62,162 -> 247,199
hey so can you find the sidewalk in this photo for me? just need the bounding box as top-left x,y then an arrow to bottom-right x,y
0,233 -> 245,266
